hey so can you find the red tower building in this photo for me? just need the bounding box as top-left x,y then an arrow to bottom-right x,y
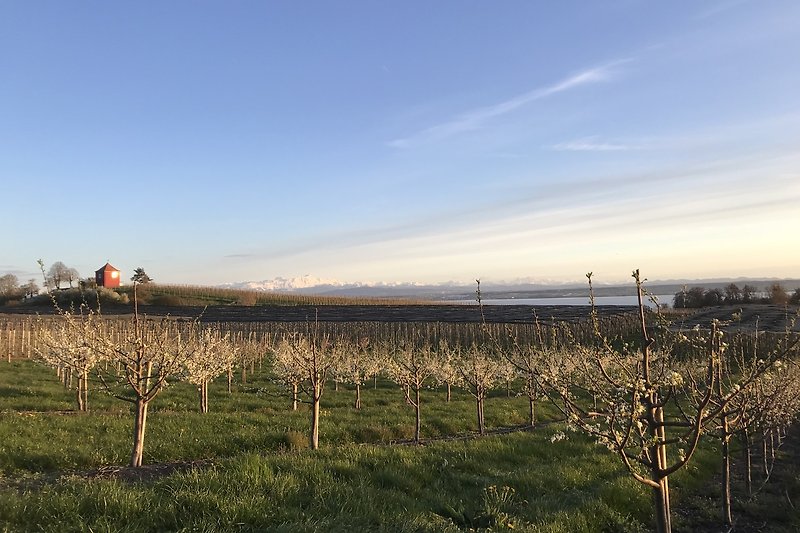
95,262 -> 121,288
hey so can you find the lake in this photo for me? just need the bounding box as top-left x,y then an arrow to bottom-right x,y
459,294 -> 675,308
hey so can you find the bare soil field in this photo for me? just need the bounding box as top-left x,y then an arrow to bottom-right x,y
1,303 -> 636,325
671,304 -> 800,333
3,302 -> 796,330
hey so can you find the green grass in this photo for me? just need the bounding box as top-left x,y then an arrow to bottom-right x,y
0,360 -> 796,532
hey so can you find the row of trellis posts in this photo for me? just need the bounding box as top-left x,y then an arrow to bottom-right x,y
1,312 -> 624,366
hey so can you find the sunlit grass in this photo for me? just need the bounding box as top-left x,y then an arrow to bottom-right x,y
1,360 -> 796,532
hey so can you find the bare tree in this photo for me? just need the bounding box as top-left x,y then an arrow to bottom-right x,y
274,321 -> 341,449
39,258 -> 199,467
547,271 -> 716,533
0,273 -> 19,295
66,268 -> 80,288
386,339 -> 438,442
548,271 -> 800,532
694,318 -> 800,525
46,262 -> 70,290
35,311 -> 105,411
500,315 -> 559,429
334,337 -> 381,410
432,340 -> 461,402
95,315 -> 200,467
182,328 -> 238,413
724,283 -> 742,304
457,343 -> 500,435
769,283 -> 789,305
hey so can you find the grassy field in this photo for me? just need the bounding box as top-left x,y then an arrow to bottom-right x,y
0,359 -> 797,532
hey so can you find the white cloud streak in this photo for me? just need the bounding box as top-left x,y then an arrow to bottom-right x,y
549,136 -> 638,151
388,58 -> 632,148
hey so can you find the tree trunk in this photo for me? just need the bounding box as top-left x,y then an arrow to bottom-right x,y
721,423 -> 732,526
477,392 -> 485,435
446,382 -> 451,402
75,373 -> 85,412
199,381 -> 209,414
227,366 -> 233,393
649,404 -> 672,533
291,382 -> 298,411
651,479 -> 671,533
414,385 -> 421,442
82,370 -> 88,412
528,395 -> 535,429
354,383 -> 361,410
310,383 -> 321,450
130,398 -> 149,467
743,429 -> 752,497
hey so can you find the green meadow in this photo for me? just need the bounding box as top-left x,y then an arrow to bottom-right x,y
0,359 -> 796,532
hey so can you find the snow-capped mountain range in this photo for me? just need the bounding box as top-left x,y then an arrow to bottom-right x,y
220,275 -> 613,299
221,275 -> 439,293
219,275 -> 800,300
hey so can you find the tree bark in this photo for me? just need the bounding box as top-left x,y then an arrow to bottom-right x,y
721,419 -> 732,525
414,385 -> 421,442
354,383 -> 361,410
476,391 -> 485,435
528,395 -> 535,429
651,480 -> 671,533
310,383 -> 321,450
743,429 -> 752,497
199,381 -> 209,414
76,375 -> 85,411
130,398 -> 149,467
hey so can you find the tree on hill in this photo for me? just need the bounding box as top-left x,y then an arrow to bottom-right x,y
791,288 -> 800,305
724,283 -> 742,303
47,262 -> 70,289
741,284 -> 757,303
769,283 -> 789,305
66,267 -> 80,288
131,268 -> 153,284
0,274 -> 19,296
703,288 -> 724,307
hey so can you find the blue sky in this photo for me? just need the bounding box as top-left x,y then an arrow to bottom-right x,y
2,1 -> 799,287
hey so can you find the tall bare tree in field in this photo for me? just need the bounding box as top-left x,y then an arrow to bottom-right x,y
687,318 -> 800,525
548,270 -> 799,533
386,339 -> 438,442
39,260 -> 199,467
499,315 -> 562,429
272,339 -> 306,411
182,328 -> 238,413
458,343 -> 500,435
95,316 -> 200,467
547,271 -> 714,533
334,337 -> 381,410
432,340 -> 461,402
274,320 -> 341,449
46,261 -> 73,290
35,311 -> 105,411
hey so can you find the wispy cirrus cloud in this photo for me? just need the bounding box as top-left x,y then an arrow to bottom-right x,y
549,136 -> 639,152
692,0 -> 752,21
388,58 -> 632,148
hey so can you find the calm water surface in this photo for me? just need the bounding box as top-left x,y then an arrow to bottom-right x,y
461,295 -> 674,307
